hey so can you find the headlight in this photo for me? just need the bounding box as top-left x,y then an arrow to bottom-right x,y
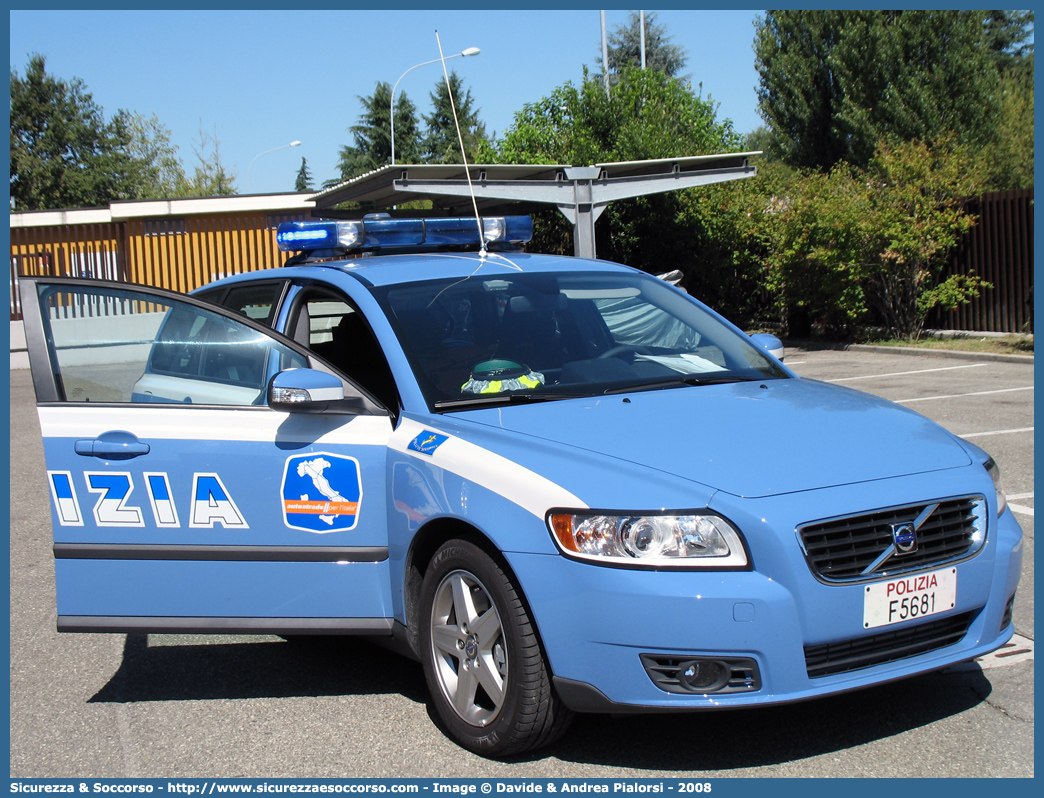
547,511 -> 749,568
984,457 -> 1008,516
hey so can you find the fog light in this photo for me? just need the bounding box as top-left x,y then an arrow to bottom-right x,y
641,653 -> 761,695
677,659 -> 730,692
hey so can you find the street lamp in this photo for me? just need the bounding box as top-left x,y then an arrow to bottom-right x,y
390,47 -> 480,165
247,140 -> 302,193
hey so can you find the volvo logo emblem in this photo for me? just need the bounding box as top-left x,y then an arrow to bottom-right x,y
892,522 -> 918,553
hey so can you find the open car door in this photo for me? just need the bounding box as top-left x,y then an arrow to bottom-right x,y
20,277 -> 396,636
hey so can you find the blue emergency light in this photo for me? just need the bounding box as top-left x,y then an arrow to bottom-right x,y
276,215 -> 534,254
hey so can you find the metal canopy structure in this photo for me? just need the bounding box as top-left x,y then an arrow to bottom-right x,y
311,152 -> 759,259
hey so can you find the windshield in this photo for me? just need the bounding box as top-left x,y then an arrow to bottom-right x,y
377,271 -> 788,409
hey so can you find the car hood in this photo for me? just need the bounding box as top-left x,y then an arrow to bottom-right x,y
455,378 -> 972,498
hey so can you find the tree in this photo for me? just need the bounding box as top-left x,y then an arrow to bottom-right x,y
182,123 -> 236,196
295,157 -> 313,192
751,11 -> 848,169
423,71 -> 487,164
9,55 -> 243,206
755,11 -> 1002,171
740,126 -> 777,159
983,10 -> 1034,73
598,11 -> 688,82
493,67 -> 737,167
125,117 -> 238,198
979,12 -> 1033,189
123,113 -> 188,199
985,66 -> 1034,190
488,67 -> 747,305
338,82 -> 422,179
755,160 -> 873,334
10,54 -> 151,210
760,138 -> 986,338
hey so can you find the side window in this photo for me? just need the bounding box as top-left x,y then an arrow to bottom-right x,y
290,289 -> 399,409
40,284 -> 307,406
304,298 -> 357,353
200,281 -> 286,326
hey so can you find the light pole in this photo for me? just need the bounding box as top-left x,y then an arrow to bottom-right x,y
390,47 -> 480,165
247,140 -> 302,193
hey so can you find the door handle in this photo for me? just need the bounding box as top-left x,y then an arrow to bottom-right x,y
74,431 -> 151,460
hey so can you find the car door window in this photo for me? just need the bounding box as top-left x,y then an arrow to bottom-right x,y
221,282 -> 285,325
196,280 -> 286,326
38,282 -> 307,405
288,289 -> 400,410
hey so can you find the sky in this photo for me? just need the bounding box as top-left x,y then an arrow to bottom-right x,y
9,8 -> 765,197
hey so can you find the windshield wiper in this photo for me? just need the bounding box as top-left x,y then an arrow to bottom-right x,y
602,374 -> 761,395
434,392 -> 581,410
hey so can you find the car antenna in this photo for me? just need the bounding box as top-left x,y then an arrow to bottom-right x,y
435,30 -> 487,258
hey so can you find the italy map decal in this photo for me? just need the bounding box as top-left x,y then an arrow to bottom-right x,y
280,453 -> 363,533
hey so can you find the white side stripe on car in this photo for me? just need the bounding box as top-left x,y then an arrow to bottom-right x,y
391,418 -> 587,520
37,407 -> 393,445
37,408 -> 584,521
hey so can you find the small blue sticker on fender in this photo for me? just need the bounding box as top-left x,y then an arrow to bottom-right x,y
408,431 -> 449,456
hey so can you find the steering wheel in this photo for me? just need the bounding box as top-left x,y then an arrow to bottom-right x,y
597,344 -> 656,360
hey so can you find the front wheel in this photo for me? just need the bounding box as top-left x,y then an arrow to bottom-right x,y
419,539 -> 573,756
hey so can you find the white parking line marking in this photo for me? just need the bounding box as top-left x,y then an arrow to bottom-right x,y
1008,504 -> 1034,517
828,363 -> 987,383
980,636 -> 1034,669
1007,493 -> 1034,501
960,427 -> 1034,439
945,635 -> 1034,672
895,386 -> 1034,404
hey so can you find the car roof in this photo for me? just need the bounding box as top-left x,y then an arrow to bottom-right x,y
209,250 -> 640,291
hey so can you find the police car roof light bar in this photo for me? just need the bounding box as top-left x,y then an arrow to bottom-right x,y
275,216 -> 533,254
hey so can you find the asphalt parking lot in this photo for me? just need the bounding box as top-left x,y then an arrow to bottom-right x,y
9,346 -> 1034,778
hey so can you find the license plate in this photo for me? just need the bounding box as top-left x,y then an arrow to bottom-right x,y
863,567 -> 957,629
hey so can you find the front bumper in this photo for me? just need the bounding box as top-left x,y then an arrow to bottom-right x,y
507,507 -> 1022,713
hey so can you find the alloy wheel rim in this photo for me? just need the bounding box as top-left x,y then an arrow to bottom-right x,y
429,569 -> 508,726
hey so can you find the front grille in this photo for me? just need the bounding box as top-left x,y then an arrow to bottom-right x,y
798,496 -> 985,582
804,610 -> 976,678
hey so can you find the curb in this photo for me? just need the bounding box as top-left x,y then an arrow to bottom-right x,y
845,343 -> 1034,365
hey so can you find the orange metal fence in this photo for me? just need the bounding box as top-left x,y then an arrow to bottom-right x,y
10,222 -> 124,320
10,211 -> 308,320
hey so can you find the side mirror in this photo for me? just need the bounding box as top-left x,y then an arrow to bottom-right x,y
749,333 -> 784,362
268,368 -> 345,412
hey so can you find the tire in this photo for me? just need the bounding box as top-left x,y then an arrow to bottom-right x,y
419,539 -> 573,756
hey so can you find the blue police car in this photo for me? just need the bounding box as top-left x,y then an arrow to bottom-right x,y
21,214 -> 1022,757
